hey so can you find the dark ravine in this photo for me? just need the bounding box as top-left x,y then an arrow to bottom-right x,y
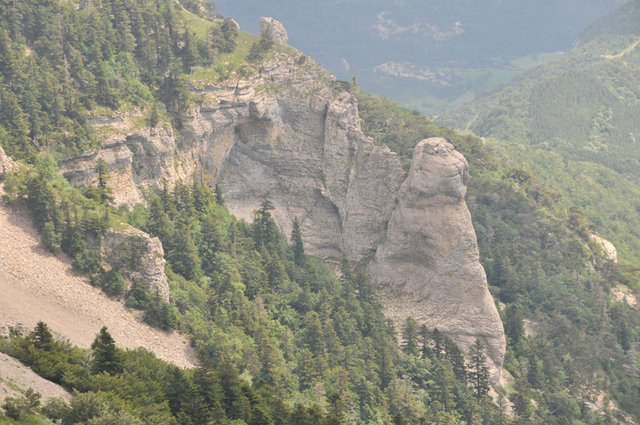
57,19 -> 506,383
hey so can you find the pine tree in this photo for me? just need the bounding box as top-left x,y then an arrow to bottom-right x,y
619,320 -> 631,353
443,336 -> 467,383
95,158 -> 114,205
527,353 -> 543,389
147,193 -> 172,243
504,304 -> 524,345
200,213 -> 223,276
214,184 -> 225,206
220,18 -> 238,53
290,217 -> 305,266
431,328 -> 445,360
253,193 -> 276,249
169,219 -> 202,281
148,102 -> 160,128
419,324 -> 432,359
91,326 -> 122,375
33,321 -> 53,351
401,317 -> 419,357
468,339 -> 490,400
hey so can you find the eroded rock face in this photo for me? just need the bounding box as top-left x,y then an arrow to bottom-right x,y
101,227 -> 170,301
0,146 -> 15,179
61,35 -> 505,382
370,138 -> 505,383
259,17 -> 288,44
59,142 -> 143,206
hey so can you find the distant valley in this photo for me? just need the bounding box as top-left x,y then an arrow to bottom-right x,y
215,0 -> 621,113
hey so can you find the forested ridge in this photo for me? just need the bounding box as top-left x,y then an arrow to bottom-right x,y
1,0 -> 640,424
0,0 -> 238,162
440,1 -> 640,264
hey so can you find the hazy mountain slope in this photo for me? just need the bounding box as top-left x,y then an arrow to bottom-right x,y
442,0 -> 640,170
0,186 -> 197,369
215,0 -> 621,113
441,0 -> 640,265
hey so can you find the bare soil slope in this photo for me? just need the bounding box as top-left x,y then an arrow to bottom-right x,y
0,352 -> 70,405
0,187 -> 197,369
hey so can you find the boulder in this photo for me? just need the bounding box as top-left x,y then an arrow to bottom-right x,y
101,227 -> 170,301
590,234 -> 617,263
259,17 -> 288,44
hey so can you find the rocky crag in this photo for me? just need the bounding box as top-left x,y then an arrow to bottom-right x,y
100,227 -> 170,301
60,19 -> 506,382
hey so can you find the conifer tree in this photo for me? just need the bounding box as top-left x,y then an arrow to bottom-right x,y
504,304 -> 525,345
200,213 -> 223,275
419,324 -> 432,359
291,217 -> 305,266
33,321 -> 53,351
431,328 -> 445,360
214,184 -> 225,206
618,320 -> 631,353
95,158 -> 114,205
169,219 -> 202,280
148,102 -> 160,128
253,193 -> 276,249
468,339 -> 490,400
220,18 -> 239,53
401,317 -> 419,357
147,193 -> 172,243
91,326 -> 122,375
527,353 -> 543,389
444,336 -> 467,383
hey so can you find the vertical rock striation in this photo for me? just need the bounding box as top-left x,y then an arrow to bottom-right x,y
370,138 -> 505,382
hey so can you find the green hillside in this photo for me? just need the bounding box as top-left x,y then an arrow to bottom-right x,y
440,0 -> 640,265
1,0 -> 640,424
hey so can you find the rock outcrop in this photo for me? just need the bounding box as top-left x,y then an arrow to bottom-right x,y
590,234 -> 617,263
0,146 -> 15,179
259,17 -> 288,44
60,25 -> 506,382
370,138 -> 505,382
60,142 -> 143,206
101,227 -> 170,301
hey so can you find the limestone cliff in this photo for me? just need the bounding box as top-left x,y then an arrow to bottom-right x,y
60,19 -> 506,382
370,138 -> 505,382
